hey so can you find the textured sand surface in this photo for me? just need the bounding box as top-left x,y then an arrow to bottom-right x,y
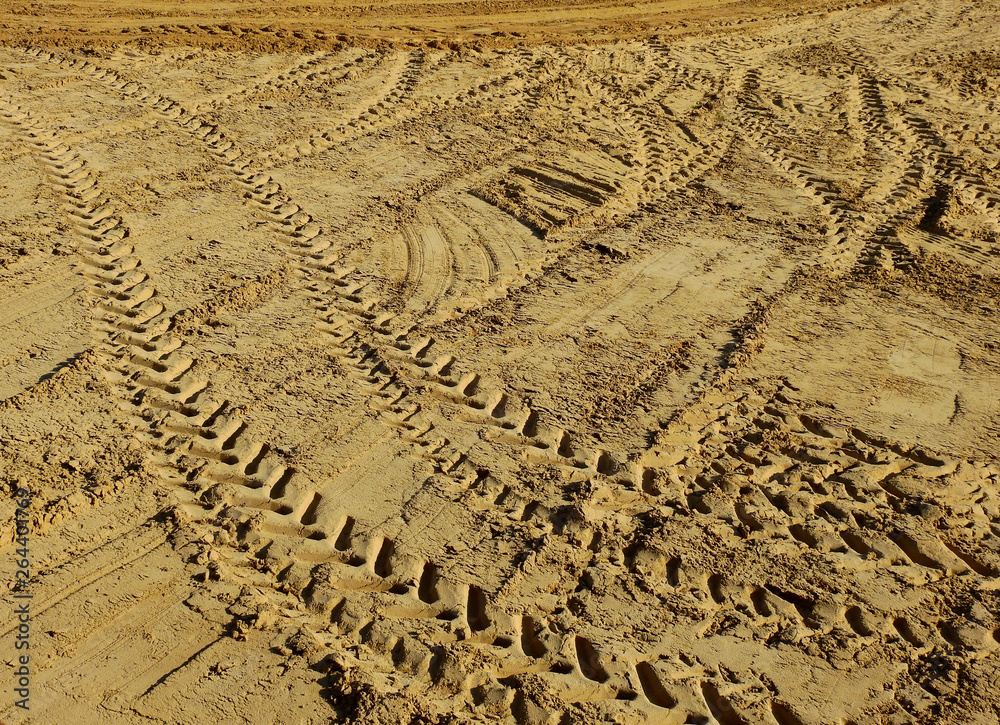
2,0 -> 1000,723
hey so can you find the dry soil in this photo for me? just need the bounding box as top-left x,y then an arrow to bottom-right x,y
1,0 -> 1000,723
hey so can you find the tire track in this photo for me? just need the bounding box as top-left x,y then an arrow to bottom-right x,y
648,383 -> 998,568
9,49 -> 711,721
18,35 -> 1000,722
47,44 -> 988,591
195,48 -> 373,111
643,555 -> 999,659
23,46 -> 659,537
572,381 -> 1000,643
261,49 -> 450,166
727,66 -> 864,273
592,53 -> 736,215
0,52 -> 775,723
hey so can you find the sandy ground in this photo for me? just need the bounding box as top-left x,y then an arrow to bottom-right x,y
0,0 -> 894,49
1,0 -> 1000,723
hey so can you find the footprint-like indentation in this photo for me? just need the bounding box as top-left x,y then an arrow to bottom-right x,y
520,616 -> 546,658
890,530 -> 945,570
520,410 -> 539,437
418,562 -> 440,604
466,585 -> 491,632
839,529 -> 872,557
893,617 -> 925,647
596,451 -> 617,475
707,573 -> 728,604
666,557 -> 681,587
635,661 -> 676,708
220,421 -> 248,450
701,681 -> 749,725
770,700 -> 806,725
268,468 -> 294,499
751,588 -> 774,617
556,431 -> 574,458
575,636 -> 609,683
300,492 -> 322,525
640,468 -> 659,495
845,606 -> 873,637
938,537 -> 996,577
373,537 -> 394,577
243,443 -> 270,475
334,516 -> 355,551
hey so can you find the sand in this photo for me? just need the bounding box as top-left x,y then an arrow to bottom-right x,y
1,0 -> 999,722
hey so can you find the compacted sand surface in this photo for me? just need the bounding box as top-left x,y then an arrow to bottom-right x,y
1,0 -> 999,723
